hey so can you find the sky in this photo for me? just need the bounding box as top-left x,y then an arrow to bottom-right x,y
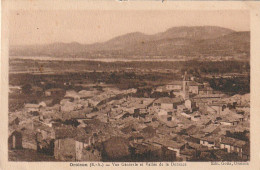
9,10 -> 250,45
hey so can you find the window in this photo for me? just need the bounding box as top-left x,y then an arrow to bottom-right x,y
208,141 -> 214,145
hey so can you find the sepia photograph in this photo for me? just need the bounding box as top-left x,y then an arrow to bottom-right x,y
6,9 -> 251,162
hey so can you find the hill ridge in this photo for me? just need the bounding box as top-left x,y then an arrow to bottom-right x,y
9,26 -> 249,58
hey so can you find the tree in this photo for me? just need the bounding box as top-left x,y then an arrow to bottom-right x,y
21,84 -> 32,94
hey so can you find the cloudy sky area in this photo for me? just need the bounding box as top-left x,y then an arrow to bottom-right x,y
9,10 -> 249,45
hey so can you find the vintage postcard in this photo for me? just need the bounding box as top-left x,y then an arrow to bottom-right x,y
1,0 -> 260,170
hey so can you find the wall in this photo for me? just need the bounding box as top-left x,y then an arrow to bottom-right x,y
81,149 -> 102,161
54,138 -> 76,161
185,100 -> 192,109
168,147 -> 180,157
220,143 -> 231,153
75,141 -> 84,161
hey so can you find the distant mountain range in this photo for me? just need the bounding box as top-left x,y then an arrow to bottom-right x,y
9,26 -> 250,58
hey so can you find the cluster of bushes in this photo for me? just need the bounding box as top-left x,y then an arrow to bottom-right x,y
208,77 -> 250,95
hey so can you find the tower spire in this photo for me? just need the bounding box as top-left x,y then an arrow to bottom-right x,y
183,71 -> 190,100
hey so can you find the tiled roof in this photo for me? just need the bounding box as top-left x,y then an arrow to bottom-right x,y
190,133 -> 205,139
55,126 -> 77,139
221,136 -> 247,148
185,125 -> 201,136
187,142 -> 207,150
201,134 -> 220,143
154,97 -> 183,104
148,136 -> 185,149
202,125 -> 220,134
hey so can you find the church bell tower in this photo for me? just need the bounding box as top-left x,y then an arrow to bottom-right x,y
182,71 -> 190,100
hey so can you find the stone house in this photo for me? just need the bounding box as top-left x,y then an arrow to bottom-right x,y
54,127 -> 98,161
8,130 -> 23,150
220,136 -> 247,158
153,97 -> 183,110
